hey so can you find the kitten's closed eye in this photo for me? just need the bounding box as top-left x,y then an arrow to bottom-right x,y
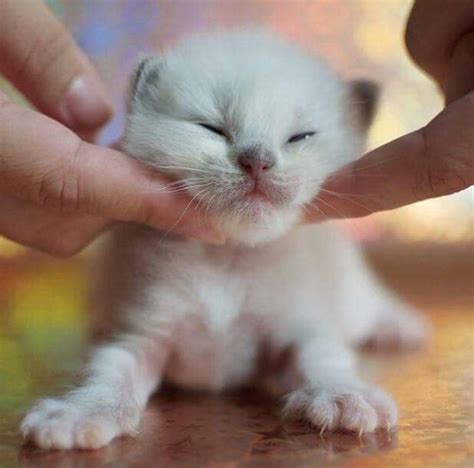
287,132 -> 316,144
199,123 -> 228,139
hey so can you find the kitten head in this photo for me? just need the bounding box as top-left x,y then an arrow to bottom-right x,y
122,29 -> 378,245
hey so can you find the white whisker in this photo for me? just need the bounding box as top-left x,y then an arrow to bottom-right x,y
317,188 -> 375,214
159,189 -> 207,244
147,163 -> 239,176
313,196 -> 349,220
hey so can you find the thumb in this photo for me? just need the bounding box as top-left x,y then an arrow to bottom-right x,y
0,0 -> 113,131
0,92 -> 222,243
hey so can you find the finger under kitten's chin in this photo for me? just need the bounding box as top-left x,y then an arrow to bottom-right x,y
178,225 -> 227,245
161,211 -> 226,244
145,203 -> 226,244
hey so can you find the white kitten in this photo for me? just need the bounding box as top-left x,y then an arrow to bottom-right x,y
21,29 -> 428,450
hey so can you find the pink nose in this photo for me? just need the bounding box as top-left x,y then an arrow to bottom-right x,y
238,148 -> 275,179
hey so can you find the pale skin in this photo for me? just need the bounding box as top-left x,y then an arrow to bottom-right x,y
0,0 -> 472,256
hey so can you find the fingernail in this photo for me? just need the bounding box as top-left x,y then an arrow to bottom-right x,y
61,76 -> 113,129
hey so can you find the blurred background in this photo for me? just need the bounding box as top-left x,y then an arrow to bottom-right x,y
0,0 -> 472,258
0,2 -> 472,465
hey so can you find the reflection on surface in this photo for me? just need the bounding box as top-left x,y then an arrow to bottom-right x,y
18,390 -> 397,468
1,244 -> 473,467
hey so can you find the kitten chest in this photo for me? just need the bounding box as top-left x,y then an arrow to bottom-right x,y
162,260 -> 263,392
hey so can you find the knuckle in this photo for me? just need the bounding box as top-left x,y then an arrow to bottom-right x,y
17,25 -> 74,85
36,168 -> 79,213
412,126 -> 472,201
37,30 -> 73,78
36,140 -> 84,213
414,165 -> 469,200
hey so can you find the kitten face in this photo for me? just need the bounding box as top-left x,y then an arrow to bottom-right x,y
123,29 -> 374,244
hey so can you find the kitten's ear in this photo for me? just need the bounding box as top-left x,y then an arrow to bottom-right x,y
348,80 -> 380,131
129,56 -> 162,109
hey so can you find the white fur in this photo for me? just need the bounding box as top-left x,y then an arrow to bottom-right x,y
21,29 -> 428,450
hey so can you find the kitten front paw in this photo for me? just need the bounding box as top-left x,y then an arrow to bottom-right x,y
20,397 -> 140,450
282,385 -> 397,434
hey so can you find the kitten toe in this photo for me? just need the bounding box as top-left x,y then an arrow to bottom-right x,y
283,388 -> 340,431
283,385 -> 397,434
73,417 -> 120,449
21,397 -> 138,450
364,386 -> 398,430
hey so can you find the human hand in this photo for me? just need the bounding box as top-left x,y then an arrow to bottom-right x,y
0,0 -> 221,256
306,0 -> 473,221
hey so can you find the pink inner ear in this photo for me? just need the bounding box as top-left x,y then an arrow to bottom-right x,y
349,80 -> 380,130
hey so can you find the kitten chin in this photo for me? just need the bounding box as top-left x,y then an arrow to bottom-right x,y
216,206 -> 301,246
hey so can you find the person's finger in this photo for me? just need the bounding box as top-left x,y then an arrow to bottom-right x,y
306,93 -> 474,221
0,0 -> 113,131
0,193 -> 109,256
0,92 -> 223,244
445,32 -> 474,104
405,0 -> 474,90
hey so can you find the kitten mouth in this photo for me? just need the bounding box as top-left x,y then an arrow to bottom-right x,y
241,178 -> 289,206
244,183 -> 272,203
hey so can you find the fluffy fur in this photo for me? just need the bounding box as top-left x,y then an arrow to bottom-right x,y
21,29 -> 428,450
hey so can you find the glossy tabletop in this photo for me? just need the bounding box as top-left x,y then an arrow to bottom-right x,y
0,243 -> 473,467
